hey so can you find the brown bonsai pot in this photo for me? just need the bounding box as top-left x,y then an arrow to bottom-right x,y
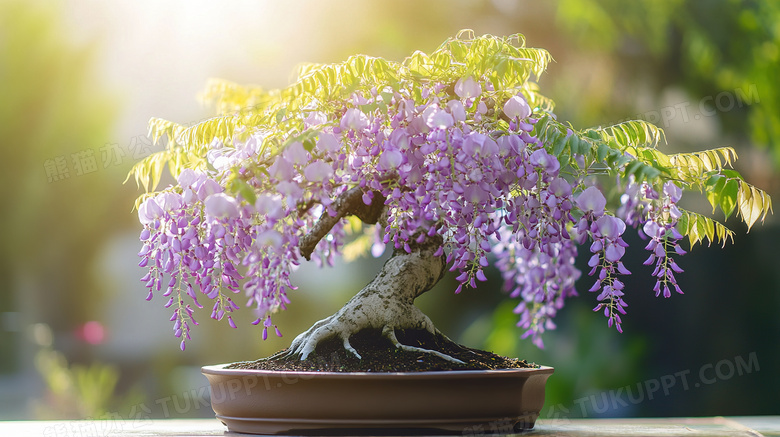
202,364 -> 554,435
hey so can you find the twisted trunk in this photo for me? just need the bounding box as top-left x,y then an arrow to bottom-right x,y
288,236 -> 462,362
283,187 -> 461,362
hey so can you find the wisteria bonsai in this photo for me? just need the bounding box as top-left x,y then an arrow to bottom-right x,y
130,32 -> 771,364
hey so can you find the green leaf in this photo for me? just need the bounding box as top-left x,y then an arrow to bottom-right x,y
584,129 -> 602,141
449,40 -> 468,62
302,137 -> 316,152
566,137 -> 579,156
679,210 -> 735,248
705,175 -> 726,213
721,169 -> 745,180
552,134 -> 567,157
596,142 -> 610,162
575,136 -> 592,156
432,51 -> 451,70
532,114 -> 552,138
607,153 -> 631,169
623,160 -> 660,182
407,51 -> 433,77
230,178 -> 257,205
736,181 -> 772,231
703,173 -> 722,188
677,213 -> 688,235
275,108 -> 287,123
669,147 -> 738,186
597,120 -> 665,149
719,179 -> 738,219
641,149 -> 672,169
494,58 -> 508,79
359,102 -> 379,113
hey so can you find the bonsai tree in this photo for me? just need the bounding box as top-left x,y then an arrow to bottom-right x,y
129,31 -> 771,362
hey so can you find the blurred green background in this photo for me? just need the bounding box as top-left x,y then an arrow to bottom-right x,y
1,0 -> 778,421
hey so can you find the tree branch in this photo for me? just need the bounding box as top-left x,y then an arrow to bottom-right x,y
298,186 -> 386,260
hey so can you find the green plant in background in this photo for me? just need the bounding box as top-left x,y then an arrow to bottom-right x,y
34,348 -> 121,419
556,0 -> 780,164
462,299 -> 644,418
30,323 -> 142,419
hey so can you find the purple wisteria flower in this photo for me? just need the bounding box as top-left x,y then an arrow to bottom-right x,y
454,76 -> 481,99
641,182 -> 686,298
573,186 -> 632,332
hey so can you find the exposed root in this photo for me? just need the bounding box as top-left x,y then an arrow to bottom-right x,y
342,336 -> 362,360
229,327 -> 537,372
283,304 -> 459,363
383,326 -> 465,365
282,308 -> 465,365
287,314 -> 350,361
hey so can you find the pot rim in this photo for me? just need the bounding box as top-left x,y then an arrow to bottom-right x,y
202,363 -> 554,379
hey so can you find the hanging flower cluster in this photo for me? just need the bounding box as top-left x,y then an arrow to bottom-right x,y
574,187 -> 631,334
640,182 -> 687,298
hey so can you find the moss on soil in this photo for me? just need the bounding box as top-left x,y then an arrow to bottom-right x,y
227,329 -> 536,372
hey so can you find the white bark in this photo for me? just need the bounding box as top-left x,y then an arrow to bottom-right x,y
287,239 -> 462,363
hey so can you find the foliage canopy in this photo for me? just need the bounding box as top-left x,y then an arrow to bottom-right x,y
129,31 -> 770,349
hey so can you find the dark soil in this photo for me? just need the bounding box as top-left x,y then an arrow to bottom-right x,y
227,329 -> 536,372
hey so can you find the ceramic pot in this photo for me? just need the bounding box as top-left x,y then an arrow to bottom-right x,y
202,364 -> 553,435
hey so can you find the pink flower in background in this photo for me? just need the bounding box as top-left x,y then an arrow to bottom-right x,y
75,321 -> 106,345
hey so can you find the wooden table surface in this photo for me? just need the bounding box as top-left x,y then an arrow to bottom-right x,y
1,416 -> 778,436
